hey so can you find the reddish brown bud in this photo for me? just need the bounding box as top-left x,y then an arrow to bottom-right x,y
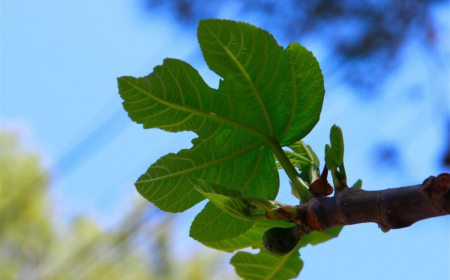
309,165 -> 334,196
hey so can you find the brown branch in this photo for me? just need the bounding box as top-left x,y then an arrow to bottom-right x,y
296,173 -> 450,231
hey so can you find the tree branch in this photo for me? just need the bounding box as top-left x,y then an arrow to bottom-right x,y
296,173 -> 450,231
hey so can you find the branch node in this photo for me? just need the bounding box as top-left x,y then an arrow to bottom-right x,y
433,173 -> 450,197
309,165 -> 333,196
421,173 -> 450,214
306,209 -> 322,231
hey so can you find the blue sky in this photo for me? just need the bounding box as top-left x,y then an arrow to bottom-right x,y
2,1 -> 449,279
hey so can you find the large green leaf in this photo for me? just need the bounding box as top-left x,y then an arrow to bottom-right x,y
119,61 -> 277,213
118,19 -> 325,240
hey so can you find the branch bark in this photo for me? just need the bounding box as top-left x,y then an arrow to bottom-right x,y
296,173 -> 450,231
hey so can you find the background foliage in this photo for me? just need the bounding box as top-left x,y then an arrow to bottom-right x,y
0,130 -> 238,280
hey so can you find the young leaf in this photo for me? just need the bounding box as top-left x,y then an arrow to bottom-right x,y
324,125 -> 344,169
231,244 -> 304,280
288,141 -> 320,182
273,149 -> 312,170
289,141 -> 315,165
273,140 -> 320,201
306,144 -> 321,170
118,19 -> 325,216
190,179 -> 263,221
242,194 -> 286,212
296,144 -> 321,191
282,151 -> 312,170
352,179 -> 363,189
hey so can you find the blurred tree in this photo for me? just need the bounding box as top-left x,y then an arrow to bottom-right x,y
0,130 -> 238,280
0,131 -> 53,279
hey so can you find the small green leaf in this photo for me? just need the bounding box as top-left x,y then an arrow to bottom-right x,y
325,144 -> 339,169
293,143 -> 320,188
231,244 -> 304,280
330,125 -> 344,158
283,151 -> 312,170
275,141 -> 317,171
288,141 -> 311,159
324,125 -> 344,169
274,150 -> 311,171
191,179 -> 253,220
351,179 -> 362,189
274,140 -> 319,200
307,144 -> 320,169
289,141 -> 320,169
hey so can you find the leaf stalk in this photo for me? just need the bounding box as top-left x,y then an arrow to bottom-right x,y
269,141 -> 312,203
